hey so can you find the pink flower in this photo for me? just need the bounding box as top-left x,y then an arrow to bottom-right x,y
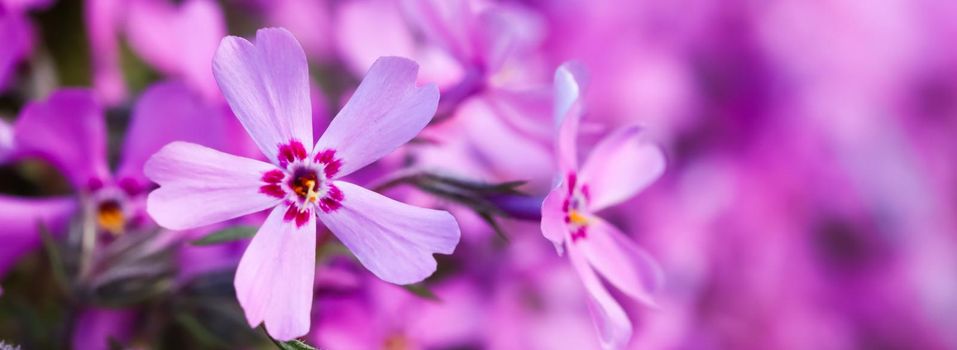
540,62 -> 666,350
144,28 -> 461,340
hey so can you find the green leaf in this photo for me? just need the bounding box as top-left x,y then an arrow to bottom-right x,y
276,340 -> 317,350
263,325 -> 318,349
402,283 -> 441,302
266,333 -> 317,350
191,226 -> 258,246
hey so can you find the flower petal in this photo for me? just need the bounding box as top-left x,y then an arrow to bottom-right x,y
317,181 -> 459,285
212,27 -> 312,163
475,4 -> 545,74
71,308 -> 135,350
553,61 -> 588,174
0,195 -> 75,278
86,0 -> 127,105
580,125 -> 665,211
116,81 -> 242,188
12,89 -> 111,190
459,97 -> 555,193
578,217 -> 663,307
234,205 -> 316,341
556,100 -> 583,175
568,243 -> 633,350
314,57 -> 439,177
145,141 -> 282,230
399,0 -> 475,64
554,61 -> 588,126
125,0 -> 226,98
540,186 -> 567,252
335,0 -> 415,77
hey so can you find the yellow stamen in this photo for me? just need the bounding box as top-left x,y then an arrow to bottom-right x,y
97,206 -> 125,235
304,179 -> 319,203
568,210 -> 589,226
383,334 -> 409,350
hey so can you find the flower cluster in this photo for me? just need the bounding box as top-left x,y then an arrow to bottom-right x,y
1,0 -> 957,350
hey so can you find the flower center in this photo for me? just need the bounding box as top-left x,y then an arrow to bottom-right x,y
259,141 -> 347,228
290,168 -> 321,203
567,210 -> 589,226
383,333 -> 410,350
562,173 -> 590,242
96,199 -> 125,235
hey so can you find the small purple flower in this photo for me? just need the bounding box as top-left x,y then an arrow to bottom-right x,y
540,63 -> 666,350
0,81 -> 245,278
144,28 -> 461,340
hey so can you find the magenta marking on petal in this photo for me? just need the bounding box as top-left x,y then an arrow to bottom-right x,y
328,184 -> 344,201
281,203 -> 311,228
313,149 -> 333,163
313,149 -> 342,178
261,169 -> 285,183
561,199 -> 570,212
318,198 -> 341,213
290,140 -> 307,160
294,209 -> 310,227
87,177 -> 105,192
581,184 -> 591,201
118,177 -> 141,196
277,140 -> 308,168
571,227 -> 588,242
260,184 -> 285,198
325,159 -> 342,178
566,173 -> 577,194
317,184 -> 344,213
278,145 -> 291,168
283,204 -> 300,222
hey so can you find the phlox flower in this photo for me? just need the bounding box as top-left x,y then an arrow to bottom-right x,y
144,28 -> 461,340
0,82 -> 249,350
0,83 -> 242,278
540,63 -> 666,349
337,0 -> 558,194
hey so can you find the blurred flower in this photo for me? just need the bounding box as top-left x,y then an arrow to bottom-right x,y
0,82 -> 246,275
251,0 -> 335,60
85,0 -> 126,104
144,28 -> 461,340
85,0 -> 228,104
310,264 -> 483,349
71,308 -> 135,350
337,0 -> 557,193
540,63 -> 665,349
0,196 -> 74,277
0,6 -> 32,92
125,0 -> 227,100
0,83 -> 253,348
